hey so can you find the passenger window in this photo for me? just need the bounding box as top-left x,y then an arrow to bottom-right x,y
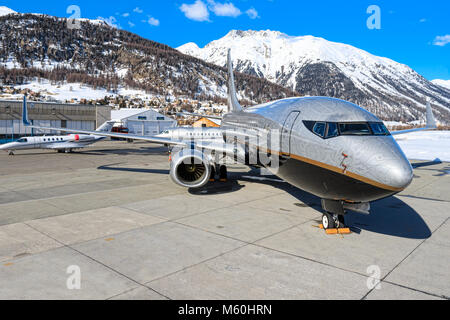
313,122 -> 326,138
326,123 -> 338,138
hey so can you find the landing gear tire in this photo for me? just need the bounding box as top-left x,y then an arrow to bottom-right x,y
219,165 -> 228,182
209,166 -> 216,182
338,215 -> 346,228
322,212 -> 336,230
8,151 -> 14,156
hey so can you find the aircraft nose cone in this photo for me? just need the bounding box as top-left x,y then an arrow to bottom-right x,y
385,158 -> 414,190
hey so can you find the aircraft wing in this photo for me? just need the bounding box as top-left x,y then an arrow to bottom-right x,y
21,96 -> 186,147
27,124 -> 188,147
391,101 -> 437,136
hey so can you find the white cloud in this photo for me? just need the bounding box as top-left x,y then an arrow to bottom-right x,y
97,16 -> 119,28
133,7 -> 143,14
122,12 -> 129,17
419,18 -> 426,23
147,17 -> 160,26
180,0 -> 210,21
128,21 -> 135,27
209,1 -> 241,17
433,35 -> 450,46
246,7 -> 259,19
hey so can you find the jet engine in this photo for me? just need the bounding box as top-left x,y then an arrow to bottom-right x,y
170,149 -> 212,188
69,134 -> 95,142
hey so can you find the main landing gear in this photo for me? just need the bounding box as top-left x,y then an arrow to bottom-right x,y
209,165 -> 228,182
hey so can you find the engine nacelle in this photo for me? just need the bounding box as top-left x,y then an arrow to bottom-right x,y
170,149 -> 212,188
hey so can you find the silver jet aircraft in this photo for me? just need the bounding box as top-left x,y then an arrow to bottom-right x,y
22,50 -> 437,230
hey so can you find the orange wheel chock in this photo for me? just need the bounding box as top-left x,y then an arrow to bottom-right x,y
318,224 -> 351,235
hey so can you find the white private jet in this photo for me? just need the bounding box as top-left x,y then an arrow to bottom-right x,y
0,97 -> 113,155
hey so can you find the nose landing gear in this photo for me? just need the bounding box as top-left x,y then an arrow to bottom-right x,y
320,199 -> 351,235
321,212 -> 346,229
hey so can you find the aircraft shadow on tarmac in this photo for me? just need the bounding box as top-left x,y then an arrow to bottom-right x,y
96,163 -> 432,240
210,168 -> 432,240
97,163 -> 169,175
80,146 -> 169,156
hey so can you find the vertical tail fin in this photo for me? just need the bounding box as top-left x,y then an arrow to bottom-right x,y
22,95 -> 31,126
425,100 -> 437,129
227,49 -> 242,113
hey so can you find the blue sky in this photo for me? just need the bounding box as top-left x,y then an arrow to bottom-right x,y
3,0 -> 449,80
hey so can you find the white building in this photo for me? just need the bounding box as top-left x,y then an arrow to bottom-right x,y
111,109 -> 177,136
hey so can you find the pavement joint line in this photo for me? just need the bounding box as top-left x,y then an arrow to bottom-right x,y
145,219 -> 315,285
22,221 -> 172,301
361,217 -> 449,300
0,180 -> 177,208
0,179 -> 160,205
153,218 -> 369,286
105,285 -> 159,300
382,280 -> 450,300
398,194 -> 450,203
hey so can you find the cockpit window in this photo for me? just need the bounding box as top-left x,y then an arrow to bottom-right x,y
303,121 -> 391,139
313,122 -> 326,138
338,123 -> 371,136
369,122 -> 390,136
326,122 -> 338,138
17,138 -> 28,143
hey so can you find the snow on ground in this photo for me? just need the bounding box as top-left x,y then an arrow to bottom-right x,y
395,131 -> 450,162
9,79 -> 159,102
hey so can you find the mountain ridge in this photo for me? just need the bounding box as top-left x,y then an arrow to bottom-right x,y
178,29 -> 450,123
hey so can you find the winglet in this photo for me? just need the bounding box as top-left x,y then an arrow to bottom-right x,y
22,95 -> 31,126
425,100 -> 437,129
227,49 -> 242,113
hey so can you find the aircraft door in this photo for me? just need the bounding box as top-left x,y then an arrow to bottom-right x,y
281,111 -> 300,155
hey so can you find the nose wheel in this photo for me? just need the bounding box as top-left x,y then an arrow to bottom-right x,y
322,212 -> 346,229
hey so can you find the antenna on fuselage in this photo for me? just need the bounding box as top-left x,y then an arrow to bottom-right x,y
227,49 -> 243,113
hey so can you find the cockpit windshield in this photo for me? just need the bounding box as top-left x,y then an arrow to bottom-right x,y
338,123 -> 371,136
303,121 -> 390,139
17,138 -> 28,143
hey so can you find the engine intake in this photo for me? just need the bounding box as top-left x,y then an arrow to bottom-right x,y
170,149 -> 211,188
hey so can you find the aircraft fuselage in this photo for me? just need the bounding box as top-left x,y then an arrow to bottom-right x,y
221,96 -> 413,203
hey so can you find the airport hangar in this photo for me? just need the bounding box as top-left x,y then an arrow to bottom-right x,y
0,100 -> 177,141
111,108 -> 177,136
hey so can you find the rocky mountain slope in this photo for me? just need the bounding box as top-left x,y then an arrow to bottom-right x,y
0,12 -> 294,105
178,30 -> 450,123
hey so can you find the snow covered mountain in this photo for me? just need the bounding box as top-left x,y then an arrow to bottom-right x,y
432,79 -> 450,91
0,12 -> 293,105
0,6 -> 16,16
178,30 -> 450,123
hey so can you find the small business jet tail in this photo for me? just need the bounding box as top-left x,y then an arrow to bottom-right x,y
391,100 -> 437,136
22,95 -> 113,133
227,49 -> 243,113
